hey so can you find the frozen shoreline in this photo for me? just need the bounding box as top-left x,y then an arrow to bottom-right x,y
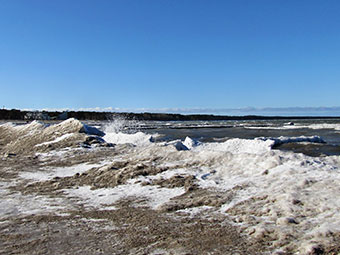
1,119 -> 340,254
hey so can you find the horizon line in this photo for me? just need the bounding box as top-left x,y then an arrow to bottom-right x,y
3,106 -> 340,117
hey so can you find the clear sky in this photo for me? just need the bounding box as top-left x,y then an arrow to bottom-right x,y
1,0 -> 340,115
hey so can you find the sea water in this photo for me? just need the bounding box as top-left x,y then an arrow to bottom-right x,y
99,118 -> 340,156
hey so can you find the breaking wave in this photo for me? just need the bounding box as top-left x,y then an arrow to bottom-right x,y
246,123 -> 340,131
103,118 -> 156,146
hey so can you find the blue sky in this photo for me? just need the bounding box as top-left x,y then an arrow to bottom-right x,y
1,0 -> 340,115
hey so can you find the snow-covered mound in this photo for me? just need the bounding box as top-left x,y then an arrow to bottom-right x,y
42,118 -> 104,137
119,137 -> 340,254
175,136 -> 326,154
193,138 -> 275,154
0,118 -> 105,154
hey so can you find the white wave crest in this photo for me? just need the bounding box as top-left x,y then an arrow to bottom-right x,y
103,118 -> 156,146
257,135 -> 325,146
246,123 -> 340,130
104,131 -> 155,146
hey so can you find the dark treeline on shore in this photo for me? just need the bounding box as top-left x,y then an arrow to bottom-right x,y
1,109 -> 340,121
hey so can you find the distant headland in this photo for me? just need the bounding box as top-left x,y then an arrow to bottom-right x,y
0,109 -> 339,121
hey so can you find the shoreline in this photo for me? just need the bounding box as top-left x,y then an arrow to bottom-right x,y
1,109 -> 340,121
1,118 -> 340,254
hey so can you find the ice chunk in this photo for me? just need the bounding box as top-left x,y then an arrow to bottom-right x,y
183,136 -> 200,149
174,141 -> 189,151
81,123 -> 105,136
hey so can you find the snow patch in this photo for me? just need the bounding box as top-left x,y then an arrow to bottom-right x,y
0,182 -> 68,217
177,206 -> 214,216
64,184 -> 185,210
195,138 -> 274,154
20,162 -> 107,182
35,133 -> 74,147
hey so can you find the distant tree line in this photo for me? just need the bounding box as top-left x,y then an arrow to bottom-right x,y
0,109 -> 339,121
0,109 -> 25,120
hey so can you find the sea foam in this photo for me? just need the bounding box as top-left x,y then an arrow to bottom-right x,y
103,118 -> 156,146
